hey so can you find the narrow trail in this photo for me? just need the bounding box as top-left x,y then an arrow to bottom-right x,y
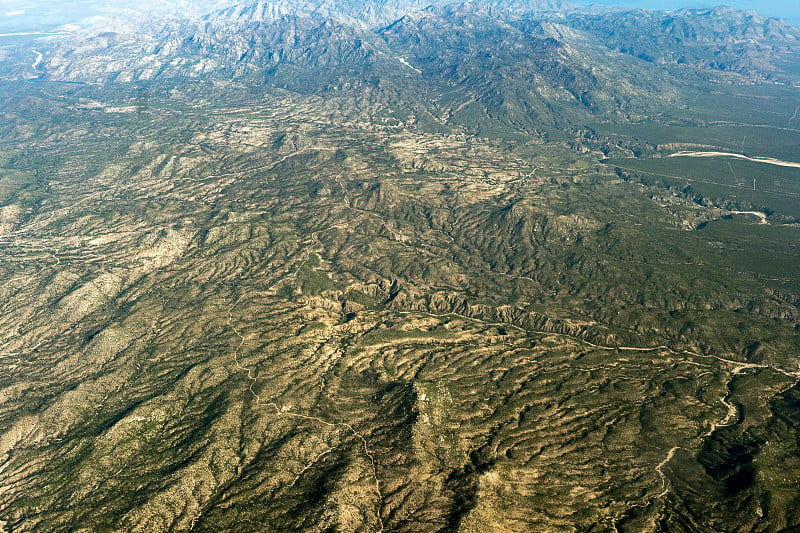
0,275 -> 29,290
0,238 -> 62,264
217,167 -> 798,529
701,370 -> 742,439
226,301 -> 385,533
654,446 -> 681,498
398,306 -> 800,516
0,340 -> 43,364
646,361 -> 762,514
789,105 -> 800,128
397,307 -> 798,380
611,163 -> 800,200
220,173 -> 410,531
727,160 -> 739,186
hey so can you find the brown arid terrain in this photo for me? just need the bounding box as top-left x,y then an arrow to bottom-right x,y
2,1 -> 800,531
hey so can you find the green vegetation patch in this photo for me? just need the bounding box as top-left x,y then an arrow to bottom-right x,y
608,155 -> 800,218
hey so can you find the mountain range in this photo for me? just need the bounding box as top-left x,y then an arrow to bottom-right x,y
2,1 -> 800,531
14,0 -> 795,139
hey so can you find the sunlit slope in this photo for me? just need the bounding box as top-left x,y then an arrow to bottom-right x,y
0,80 -> 798,530
1,1 -> 800,530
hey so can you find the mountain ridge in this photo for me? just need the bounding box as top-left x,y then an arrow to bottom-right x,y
25,0 -> 800,136
2,1 -> 800,531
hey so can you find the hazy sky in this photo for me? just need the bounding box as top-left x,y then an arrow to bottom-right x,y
571,1 -> 799,23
